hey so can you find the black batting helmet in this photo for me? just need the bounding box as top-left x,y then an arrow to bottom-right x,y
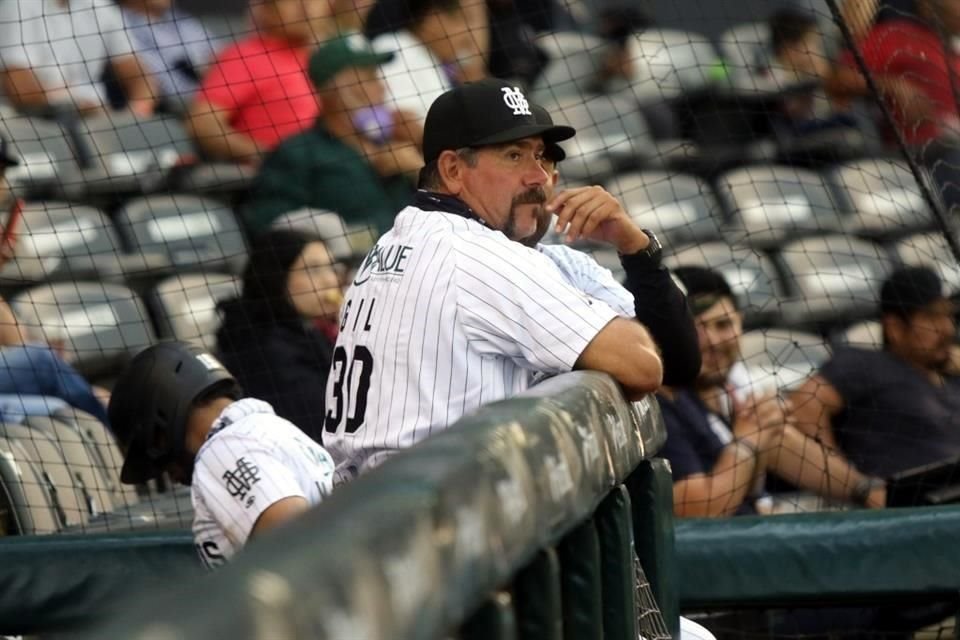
108,341 -> 240,484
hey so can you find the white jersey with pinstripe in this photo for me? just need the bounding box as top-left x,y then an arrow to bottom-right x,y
323,205 -> 621,483
535,243 -> 636,318
191,399 -> 335,568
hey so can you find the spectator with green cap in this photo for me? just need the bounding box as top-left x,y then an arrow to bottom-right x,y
243,34 -> 421,235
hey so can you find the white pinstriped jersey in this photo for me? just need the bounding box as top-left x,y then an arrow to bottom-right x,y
324,205 -> 621,482
536,243 -> 635,318
191,399 -> 335,568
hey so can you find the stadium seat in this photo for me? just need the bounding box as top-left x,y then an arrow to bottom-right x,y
149,273 -> 241,350
544,93 -> 653,182
0,423 -> 97,530
829,158 -> 934,239
605,171 -> 722,247
11,281 -> 156,378
51,406 -> 138,509
271,208 -> 377,263
777,234 -> 894,328
0,435 -> 61,534
665,241 -> 784,327
716,165 -> 844,248
627,29 -> 724,101
172,162 -> 257,200
531,31 -> 608,103
835,320 -> 882,350
66,113 -> 193,200
22,416 -> 116,514
0,114 -> 79,199
0,201 -> 127,286
893,232 -> 960,296
114,194 -> 248,274
736,328 -> 830,394
717,22 -> 768,83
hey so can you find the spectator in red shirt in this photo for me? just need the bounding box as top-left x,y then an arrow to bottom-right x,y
829,0 -> 960,211
186,0 -> 334,166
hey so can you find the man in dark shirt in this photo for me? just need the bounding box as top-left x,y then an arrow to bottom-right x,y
658,266 -> 884,517
244,35 -> 421,235
792,266 -> 960,478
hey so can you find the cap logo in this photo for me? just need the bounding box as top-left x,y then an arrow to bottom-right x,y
501,87 -> 531,116
196,352 -> 225,372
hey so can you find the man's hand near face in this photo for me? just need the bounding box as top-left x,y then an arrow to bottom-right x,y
547,185 -> 650,254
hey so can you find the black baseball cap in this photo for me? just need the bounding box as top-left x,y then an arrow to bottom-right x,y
0,136 -> 19,167
423,78 -> 576,164
531,103 -> 567,162
880,265 -> 946,317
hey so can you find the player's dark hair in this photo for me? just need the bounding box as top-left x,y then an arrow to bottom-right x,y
769,7 -> 819,57
672,266 -> 737,316
192,379 -> 243,409
418,147 -> 478,190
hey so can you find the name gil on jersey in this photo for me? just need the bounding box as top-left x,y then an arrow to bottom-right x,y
353,243 -> 414,285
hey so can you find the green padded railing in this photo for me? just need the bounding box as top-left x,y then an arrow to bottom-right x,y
0,372 -> 676,638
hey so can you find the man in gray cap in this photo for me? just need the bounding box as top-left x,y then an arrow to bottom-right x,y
792,265 -> 960,479
323,78 -> 663,481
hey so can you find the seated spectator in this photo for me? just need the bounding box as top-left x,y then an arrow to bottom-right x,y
186,0 -> 332,165
216,230 -> 344,444
117,0 -> 226,113
244,36 -> 419,234
589,6 -> 653,94
658,266 -> 885,518
828,0 -> 960,209
369,0 -> 488,123
791,266 -> 960,478
0,0 -> 158,119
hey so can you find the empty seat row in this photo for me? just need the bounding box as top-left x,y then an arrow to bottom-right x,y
0,200 -> 374,293
1,112 -> 256,203
607,159 -> 937,251
10,274 -> 240,378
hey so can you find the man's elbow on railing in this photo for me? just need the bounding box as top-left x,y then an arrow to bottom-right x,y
575,317 -> 664,400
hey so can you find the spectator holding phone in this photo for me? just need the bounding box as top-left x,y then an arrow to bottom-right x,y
243,35 -> 420,234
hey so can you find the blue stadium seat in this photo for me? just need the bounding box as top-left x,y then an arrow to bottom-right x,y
735,328 -> 830,394
0,201 -> 126,286
716,165 -> 844,248
776,234 -> 894,328
606,171 -> 722,247
893,232 -> 960,296
665,241 -> 784,327
148,273 -> 240,351
0,114 -> 80,199
829,158 -> 934,239
11,281 -> 156,378
114,194 -> 248,274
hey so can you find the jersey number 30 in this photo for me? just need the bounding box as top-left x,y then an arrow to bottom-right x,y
324,345 -> 373,434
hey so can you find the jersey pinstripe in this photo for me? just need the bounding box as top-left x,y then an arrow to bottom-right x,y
191,399 -> 335,568
536,243 -> 636,318
324,205 -> 620,482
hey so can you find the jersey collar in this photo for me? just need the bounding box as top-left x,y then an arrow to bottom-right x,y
413,190 -> 491,229
206,398 -> 276,441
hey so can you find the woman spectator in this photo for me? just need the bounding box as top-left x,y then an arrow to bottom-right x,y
216,229 -> 343,443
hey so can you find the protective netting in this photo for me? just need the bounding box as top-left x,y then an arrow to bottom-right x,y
0,0 -> 959,637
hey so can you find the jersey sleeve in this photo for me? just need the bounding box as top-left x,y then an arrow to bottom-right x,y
192,434 -> 310,549
657,395 -> 709,481
538,244 -> 635,317
195,45 -> 256,111
454,235 -> 620,373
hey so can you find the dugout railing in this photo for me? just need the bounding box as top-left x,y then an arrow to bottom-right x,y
1,371 -> 678,639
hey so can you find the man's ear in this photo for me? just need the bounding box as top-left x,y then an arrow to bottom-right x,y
437,150 -> 464,195
551,170 -> 559,187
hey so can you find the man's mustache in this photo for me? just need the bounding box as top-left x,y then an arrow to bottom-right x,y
512,187 -> 547,205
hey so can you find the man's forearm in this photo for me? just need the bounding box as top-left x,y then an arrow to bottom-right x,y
620,254 -> 701,386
